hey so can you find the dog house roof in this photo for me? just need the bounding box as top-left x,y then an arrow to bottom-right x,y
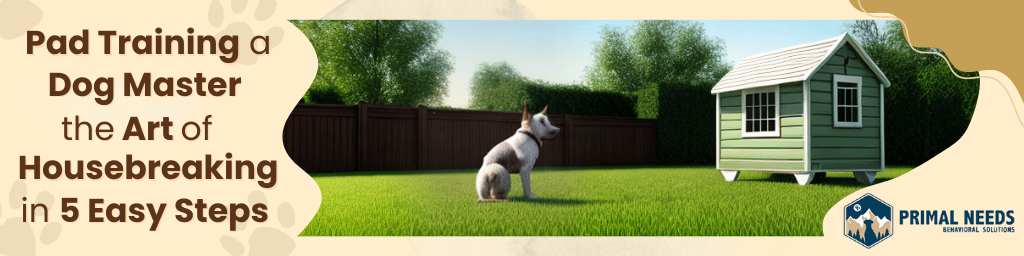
710,33 -> 891,94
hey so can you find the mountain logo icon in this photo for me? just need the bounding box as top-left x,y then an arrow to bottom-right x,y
844,193 -> 893,248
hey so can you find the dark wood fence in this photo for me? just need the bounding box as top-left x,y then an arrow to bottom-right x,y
283,102 -> 657,173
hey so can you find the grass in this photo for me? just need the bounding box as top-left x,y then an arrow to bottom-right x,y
300,166 -> 912,236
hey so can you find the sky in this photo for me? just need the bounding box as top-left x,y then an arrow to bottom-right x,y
437,20 -> 854,108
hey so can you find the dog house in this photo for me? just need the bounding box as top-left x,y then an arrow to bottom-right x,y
712,33 -> 890,185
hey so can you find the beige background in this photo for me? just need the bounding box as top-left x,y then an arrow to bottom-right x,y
0,0 -> 1019,255
0,0 -> 323,255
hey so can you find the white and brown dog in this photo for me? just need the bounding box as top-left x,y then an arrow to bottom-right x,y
476,104 -> 560,202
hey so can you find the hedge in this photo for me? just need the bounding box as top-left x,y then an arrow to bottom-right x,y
304,85 -> 346,104
882,63 -> 979,165
522,83 -> 637,117
640,82 -> 717,165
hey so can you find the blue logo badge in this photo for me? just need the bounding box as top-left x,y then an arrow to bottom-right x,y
844,193 -> 893,248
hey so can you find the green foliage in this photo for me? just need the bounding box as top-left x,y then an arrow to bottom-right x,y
469,62 -> 531,111
652,82 -> 717,164
587,21 -> 728,93
304,84 -> 345,104
301,166 -> 912,236
522,83 -> 636,117
291,20 -> 454,106
469,62 -> 636,117
635,83 -> 659,119
847,20 -> 980,165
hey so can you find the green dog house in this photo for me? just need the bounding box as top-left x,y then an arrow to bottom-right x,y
712,33 -> 890,185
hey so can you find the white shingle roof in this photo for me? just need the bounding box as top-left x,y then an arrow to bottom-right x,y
711,33 -> 890,94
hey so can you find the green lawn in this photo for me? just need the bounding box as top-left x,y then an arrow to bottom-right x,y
301,166 -> 912,236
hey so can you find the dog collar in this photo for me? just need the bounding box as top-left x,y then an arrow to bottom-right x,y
518,130 -> 543,148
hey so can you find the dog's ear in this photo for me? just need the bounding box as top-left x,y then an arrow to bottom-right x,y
521,104 -> 531,123
540,105 -> 548,115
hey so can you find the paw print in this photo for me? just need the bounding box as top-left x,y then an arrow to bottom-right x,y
207,0 -> 284,65
0,180 -> 62,256
219,191 -> 296,256
0,0 -> 44,40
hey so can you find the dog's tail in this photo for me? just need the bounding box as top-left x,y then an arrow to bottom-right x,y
477,163 -> 509,201
484,163 -> 506,181
476,165 -> 495,200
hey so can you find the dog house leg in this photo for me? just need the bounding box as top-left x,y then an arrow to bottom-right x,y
720,170 -> 740,182
794,173 -> 815,186
854,172 -> 877,185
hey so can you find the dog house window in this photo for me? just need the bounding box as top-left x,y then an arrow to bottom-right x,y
741,86 -> 780,137
833,74 -> 863,128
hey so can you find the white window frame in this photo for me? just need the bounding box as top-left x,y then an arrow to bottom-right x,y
833,74 -> 863,128
741,85 -> 781,138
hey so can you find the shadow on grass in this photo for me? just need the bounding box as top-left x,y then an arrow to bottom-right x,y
737,173 -> 894,188
308,168 -> 476,177
503,197 -> 610,206
308,165 -> 706,178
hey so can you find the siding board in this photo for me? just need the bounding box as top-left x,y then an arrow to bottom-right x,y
810,81 -> 831,92
806,44 -> 884,170
863,97 -> 880,106
846,67 -> 873,77
811,137 -> 881,148
827,55 -> 845,65
721,120 -> 742,130
780,84 -> 803,93
720,160 -> 805,170
722,149 -> 803,160
782,126 -> 804,138
717,82 -> 805,171
781,92 -> 802,104
863,87 -> 880,97
722,96 -> 741,107
863,77 -> 880,88
781,103 -> 803,115
810,127 -> 880,137
721,130 -> 742,140
819,64 -> 845,74
835,46 -> 856,58
814,159 -> 882,170
721,139 -> 803,149
722,106 -> 741,114
781,116 -> 803,127
811,148 -> 881,159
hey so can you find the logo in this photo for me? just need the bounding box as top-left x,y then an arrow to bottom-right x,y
844,193 -> 893,248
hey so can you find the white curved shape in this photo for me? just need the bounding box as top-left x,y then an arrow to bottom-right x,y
720,170 -> 740,182
794,173 -> 815,186
854,171 -> 877,185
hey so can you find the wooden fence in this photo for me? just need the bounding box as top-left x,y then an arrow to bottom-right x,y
283,102 -> 658,173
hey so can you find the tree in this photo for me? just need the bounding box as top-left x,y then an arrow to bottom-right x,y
291,20 -> 454,106
846,20 -> 980,165
469,61 -> 532,111
469,62 -> 637,117
587,20 -> 728,93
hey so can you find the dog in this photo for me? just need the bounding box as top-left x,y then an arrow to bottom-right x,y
476,104 -> 560,202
